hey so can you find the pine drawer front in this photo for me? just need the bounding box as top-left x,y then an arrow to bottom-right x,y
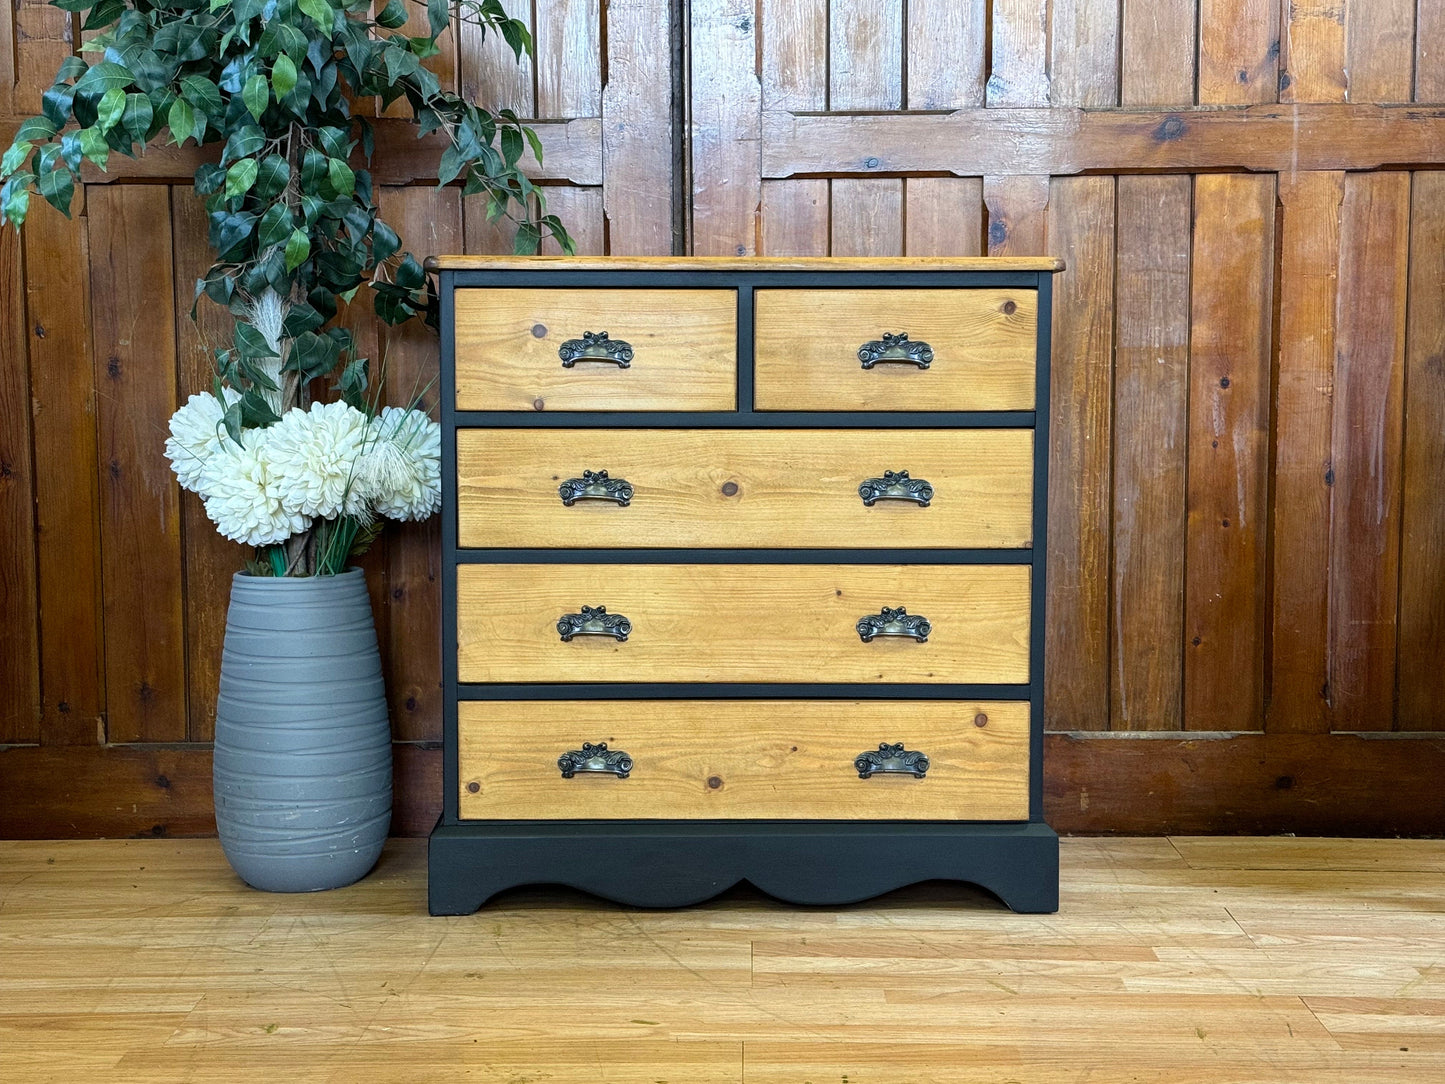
457,428 -> 1034,549
456,563 -> 1030,684
457,700 -> 1030,821
753,289 -> 1037,411
453,288 -> 737,411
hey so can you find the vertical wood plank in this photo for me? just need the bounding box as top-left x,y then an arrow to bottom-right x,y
87,186 -> 186,744
690,0 -> 761,255
1328,171 -> 1410,730
760,180 -> 830,256
1420,0 -> 1445,102
460,0 -> 534,115
904,178 -> 983,257
0,204 -> 40,743
13,0 -> 73,115
1279,0 -> 1347,103
829,0 -> 903,110
906,0 -> 986,108
762,0 -> 828,110
1268,171 -> 1344,734
0,0 -> 16,116
987,0 -> 1051,106
534,0 -> 601,118
1044,175 -> 1116,731
171,189 -> 239,743
1050,0 -> 1121,107
1345,0 -> 1416,102
829,179 -> 903,257
1111,175 -> 1192,731
1120,0 -> 1197,106
1197,0 -> 1280,104
387,0 -> 460,116
983,175 -> 1050,256
604,0 -> 676,255
1184,174 -> 1275,731
377,186 -> 462,744
25,203 -> 104,745
540,187 -> 605,254
1396,171 -> 1445,729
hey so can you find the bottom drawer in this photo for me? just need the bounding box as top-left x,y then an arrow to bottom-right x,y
457,700 -> 1029,821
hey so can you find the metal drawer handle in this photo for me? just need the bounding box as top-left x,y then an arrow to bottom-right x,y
858,470 -> 933,507
559,330 -> 633,368
857,606 -> 931,643
559,741 -> 633,778
858,332 -> 933,369
558,605 -> 632,642
855,742 -> 930,779
559,470 -> 634,506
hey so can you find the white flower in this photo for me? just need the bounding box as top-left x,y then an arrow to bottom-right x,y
165,388 -> 242,497
264,401 -> 371,520
200,427 -> 310,547
357,406 -> 441,522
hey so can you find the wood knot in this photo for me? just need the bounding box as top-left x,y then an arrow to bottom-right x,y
533,398 -> 546,411
973,713 -> 988,728
531,324 -> 547,338
988,221 -> 1007,246
1153,115 -> 1187,142
466,781 -> 481,793
720,481 -> 739,497
706,776 -> 723,790
1001,300 -> 1017,315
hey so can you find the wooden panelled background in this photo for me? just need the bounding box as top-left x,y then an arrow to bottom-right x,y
4,0 -> 1445,838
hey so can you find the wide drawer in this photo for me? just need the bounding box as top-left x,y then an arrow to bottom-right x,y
457,428 -> 1034,549
456,563 -> 1031,684
753,289 -> 1037,411
453,288 -> 737,411
456,700 -> 1030,820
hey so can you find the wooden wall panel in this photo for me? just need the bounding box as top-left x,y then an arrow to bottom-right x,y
829,0 -> 903,110
906,0 -> 985,109
987,0 -> 1050,107
1421,1 -> 1445,102
763,0 -> 827,111
461,0 -> 532,115
1280,0 -> 1347,103
1120,0 -> 1196,106
759,180 -> 829,256
983,176 -> 1050,257
1049,0 -> 1119,107
904,179 -> 983,257
1198,0 -> 1279,104
601,0 -> 674,255
535,0 -> 600,119
830,179 -> 902,256
1346,0 -> 1416,103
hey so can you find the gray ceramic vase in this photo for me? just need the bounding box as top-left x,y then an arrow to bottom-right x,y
213,568 -> 392,892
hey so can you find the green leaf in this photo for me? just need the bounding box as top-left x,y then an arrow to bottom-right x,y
409,35 -> 441,59
394,253 -> 425,290
1,179 -> 31,227
285,330 -> 339,378
42,84 -> 75,128
314,126 -> 350,159
498,16 -> 531,60
426,0 -> 448,36
298,0 -> 335,38
437,143 -> 462,187
257,202 -> 293,247
168,98 -> 196,146
271,54 -> 298,99
225,158 -> 259,199
512,220 -> 540,255
95,86 -> 126,132
73,61 -> 134,97
523,125 -> 544,165
222,125 -> 266,165
179,75 -> 223,118
327,157 -> 355,197
235,322 -> 279,360
375,0 -> 408,28
500,126 -> 522,168
221,400 -> 244,446
253,154 -> 290,199
121,92 -> 153,142
37,163 -> 75,217
76,127 -> 109,169
14,117 -> 58,143
242,73 -> 269,121
238,389 -> 280,429
1,142 -> 31,178
210,209 -> 258,259
82,0 -> 126,31
283,228 -> 311,272
371,219 -> 400,262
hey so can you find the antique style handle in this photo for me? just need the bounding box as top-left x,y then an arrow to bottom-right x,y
858,332 -> 933,369
855,742 -> 930,779
858,470 -> 933,507
559,470 -> 634,507
856,606 -> 931,643
558,741 -> 633,778
558,605 -> 632,642
559,330 -> 634,368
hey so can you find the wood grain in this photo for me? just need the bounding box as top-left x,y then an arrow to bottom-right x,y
537,185 -> 605,255
1346,0 -> 1416,103
761,0 -> 827,110
1110,176 -> 1191,731
431,255 -> 1064,271
1198,0 -> 1280,105
828,178 -> 902,257
457,428 -> 1034,548
690,0 -> 762,255
759,180 -> 829,256
753,288 -> 1038,411
987,0 -> 1050,106
1050,0 -> 1120,107
1043,176 -> 1115,731
458,0 -> 532,116
1397,171 -> 1445,729
1120,0 -> 1197,106
12,0 -> 72,115
24,203 -> 105,746
1184,174 -> 1274,731
535,0 -> 600,119
1269,171 -> 1343,735
456,700 -> 1030,820
1328,172 -> 1410,730
453,288 -> 736,411
1421,0 -> 1445,102
601,0 -> 674,255
456,563 -> 1032,685
983,174 -> 1050,256
0,195 -> 39,743
904,178 -> 984,257
906,0 -> 985,108
1280,0 -> 1347,103
828,0 -> 903,110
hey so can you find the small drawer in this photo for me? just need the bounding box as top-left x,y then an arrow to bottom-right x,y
753,289 -> 1037,411
456,563 -> 1030,684
454,288 -> 737,411
457,700 -> 1030,821
457,428 -> 1034,549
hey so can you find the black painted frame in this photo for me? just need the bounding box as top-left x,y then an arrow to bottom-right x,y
429,266 -> 1059,914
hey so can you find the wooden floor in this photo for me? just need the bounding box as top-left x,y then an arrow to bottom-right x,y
1,838 -> 1442,1082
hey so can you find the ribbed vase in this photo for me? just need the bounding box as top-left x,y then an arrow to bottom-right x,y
213,568 -> 392,892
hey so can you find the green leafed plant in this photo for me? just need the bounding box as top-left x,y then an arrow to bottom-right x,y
0,0 -> 573,575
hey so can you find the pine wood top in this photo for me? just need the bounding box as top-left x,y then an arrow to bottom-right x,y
426,255 -> 1066,272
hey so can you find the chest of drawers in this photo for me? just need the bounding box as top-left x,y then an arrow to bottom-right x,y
426,256 -> 1062,914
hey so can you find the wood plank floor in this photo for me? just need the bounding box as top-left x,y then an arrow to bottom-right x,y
1,837 -> 1442,1082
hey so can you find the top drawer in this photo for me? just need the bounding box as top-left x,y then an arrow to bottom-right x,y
754,289 -> 1037,411
454,288 -> 737,411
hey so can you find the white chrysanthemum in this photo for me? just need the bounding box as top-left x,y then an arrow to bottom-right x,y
165,387 -> 242,497
200,427 -> 310,547
264,400 -> 371,520
356,406 -> 441,522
